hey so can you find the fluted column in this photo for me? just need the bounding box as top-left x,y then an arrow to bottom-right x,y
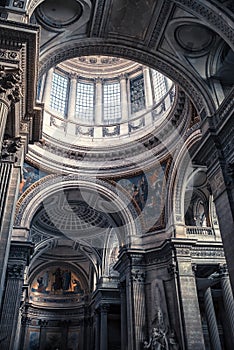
204,287 -> 222,350
100,303 -> 109,350
174,244 -> 205,350
42,68 -> 53,108
119,281 -> 127,350
0,241 -> 33,350
0,140 -> 23,308
0,66 -> 21,148
220,264 -> 234,344
130,268 -> 146,350
95,308 -> 100,350
67,73 -> 77,120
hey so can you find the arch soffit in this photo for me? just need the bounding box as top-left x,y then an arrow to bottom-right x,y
15,174 -> 142,241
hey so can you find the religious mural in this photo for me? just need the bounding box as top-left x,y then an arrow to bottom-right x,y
117,161 -> 168,230
30,266 -> 84,304
19,162 -> 48,196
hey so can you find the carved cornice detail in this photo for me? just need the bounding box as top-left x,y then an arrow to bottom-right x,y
190,246 -> 224,258
1,137 -> 21,162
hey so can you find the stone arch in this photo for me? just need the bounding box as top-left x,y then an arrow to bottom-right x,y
15,174 -> 142,246
166,125 -> 202,234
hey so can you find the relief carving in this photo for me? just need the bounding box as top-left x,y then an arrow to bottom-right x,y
8,263 -> 24,279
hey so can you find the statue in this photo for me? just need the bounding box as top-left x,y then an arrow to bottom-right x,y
144,327 -> 169,350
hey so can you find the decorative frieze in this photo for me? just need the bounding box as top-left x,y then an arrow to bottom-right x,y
0,49 -> 19,61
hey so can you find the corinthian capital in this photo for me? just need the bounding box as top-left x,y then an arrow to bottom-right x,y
0,66 -> 22,103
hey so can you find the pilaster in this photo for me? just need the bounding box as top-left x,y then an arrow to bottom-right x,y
0,241 -> 33,350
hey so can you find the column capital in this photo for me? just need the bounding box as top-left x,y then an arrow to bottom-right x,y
131,269 -> 145,283
7,263 -> 24,279
219,263 -> 229,277
1,136 -> 21,162
9,241 -> 34,264
100,303 -> 110,313
0,66 -> 22,104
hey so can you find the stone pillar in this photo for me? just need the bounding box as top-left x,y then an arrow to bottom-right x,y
204,287 -> 222,350
130,269 -> 146,350
120,74 -> 129,122
115,250 -> 146,350
42,68 -> 54,109
94,77 -> 103,138
143,67 -> 153,109
0,241 -> 33,350
38,319 -> 48,350
100,303 -> 109,350
174,242 -> 205,350
95,308 -> 100,350
0,66 -> 21,148
0,141 -> 23,308
219,264 -> 234,344
119,281 -> 128,350
67,73 -> 77,120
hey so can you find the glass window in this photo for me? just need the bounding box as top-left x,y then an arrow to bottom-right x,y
75,81 -> 94,121
103,82 -> 121,122
151,70 -> 168,103
130,74 -> 145,114
50,72 -> 68,116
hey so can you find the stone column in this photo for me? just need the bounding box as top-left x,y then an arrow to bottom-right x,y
174,243 -> 205,350
143,67 -> 153,109
38,319 -> 48,350
94,77 -> 103,138
100,303 -> 109,350
219,264 -> 234,344
204,287 -> 222,350
0,241 -> 33,350
95,308 -> 100,350
119,281 -> 128,350
0,66 -> 21,148
42,68 -> 54,109
0,140 -> 23,308
67,73 -> 77,120
120,74 -> 129,122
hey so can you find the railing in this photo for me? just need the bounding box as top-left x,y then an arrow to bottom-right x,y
43,85 -> 176,141
186,226 -> 215,236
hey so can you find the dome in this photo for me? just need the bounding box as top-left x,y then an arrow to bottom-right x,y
37,55 -> 175,147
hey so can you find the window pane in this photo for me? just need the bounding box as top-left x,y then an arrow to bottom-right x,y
50,72 -> 68,116
130,74 -> 145,113
75,81 -> 94,121
151,70 -> 168,103
103,82 -> 121,122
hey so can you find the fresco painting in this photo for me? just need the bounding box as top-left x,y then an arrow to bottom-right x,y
19,162 -> 48,195
31,267 -> 84,296
117,162 -> 167,228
